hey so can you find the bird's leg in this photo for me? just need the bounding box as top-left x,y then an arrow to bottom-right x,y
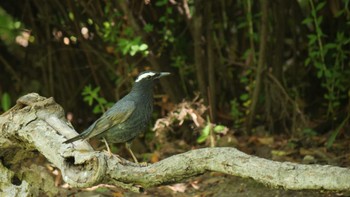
125,142 -> 138,163
103,137 -> 112,157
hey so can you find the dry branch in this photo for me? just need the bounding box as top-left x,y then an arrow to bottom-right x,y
0,93 -> 349,196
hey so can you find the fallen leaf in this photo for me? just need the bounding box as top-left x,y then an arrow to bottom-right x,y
257,137 -> 274,145
151,151 -> 160,163
271,150 -> 294,156
190,180 -> 200,190
167,183 -> 187,193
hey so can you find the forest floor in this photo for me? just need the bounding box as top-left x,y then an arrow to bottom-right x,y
66,133 -> 350,197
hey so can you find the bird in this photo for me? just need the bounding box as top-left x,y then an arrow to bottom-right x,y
64,71 -> 170,163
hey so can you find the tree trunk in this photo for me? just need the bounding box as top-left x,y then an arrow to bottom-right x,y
193,0 -> 208,104
246,0 -> 269,130
205,1 -> 217,122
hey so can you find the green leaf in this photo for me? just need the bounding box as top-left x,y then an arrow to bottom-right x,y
85,97 -> 93,106
302,128 -> 317,137
82,85 -> 92,95
316,1 -> 326,11
197,124 -> 211,143
97,97 -> 107,105
1,93 -> 11,111
239,93 -> 249,101
14,21 -> 21,29
139,44 -> 148,51
159,16 -> 167,23
240,76 -> 248,83
213,125 -> 226,134
130,45 -> 138,56
324,69 -> 331,78
103,21 -> 110,28
324,43 -> 337,49
155,0 -> 168,7
305,58 -> 311,66
307,34 -> 317,45
93,105 -> 102,114
91,87 -> 100,97
68,12 -> 74,20
87,18 -> 94,25
317,16 -> 323,25
144,24 -> 154,33
166,7 -> 173,14
326,114 -> 350,149
106,102 -> 114,108
133,36 -> 141,43
332,101 -> 340,107
324,93 -> 329,99
302,18 -> 312,25
124,27 -> 134,36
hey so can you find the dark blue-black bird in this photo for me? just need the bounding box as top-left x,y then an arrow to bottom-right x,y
64,71 -> 170,162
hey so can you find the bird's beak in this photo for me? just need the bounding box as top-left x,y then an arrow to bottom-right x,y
159,72 -> 171,78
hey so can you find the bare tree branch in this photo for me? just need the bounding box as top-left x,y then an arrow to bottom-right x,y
0,93 -> 349,196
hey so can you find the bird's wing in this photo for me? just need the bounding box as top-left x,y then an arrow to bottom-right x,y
85,100 -> 136,138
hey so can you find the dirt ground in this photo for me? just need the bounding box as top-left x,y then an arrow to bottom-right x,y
71,172 -> 347,197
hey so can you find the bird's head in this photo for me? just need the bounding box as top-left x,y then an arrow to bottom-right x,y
135,71 -> 170,83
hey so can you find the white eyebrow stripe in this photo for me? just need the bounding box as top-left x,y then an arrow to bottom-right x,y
135,72 -> 156,82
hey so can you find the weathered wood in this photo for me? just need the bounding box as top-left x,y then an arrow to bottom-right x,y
0,93 -> 349,196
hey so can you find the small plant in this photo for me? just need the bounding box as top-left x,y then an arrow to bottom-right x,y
303,0 -> 350,116
82,85 -> 113,114
155,0 -> 175,46
303,0 -> 350,147
1,92 -> 11,112
118,36 -> 149,56
99,4 -> 149,57
197,116 -> 228,147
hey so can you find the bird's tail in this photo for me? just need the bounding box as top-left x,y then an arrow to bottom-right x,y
63,134 -> 84,144
63,122 -> 96,144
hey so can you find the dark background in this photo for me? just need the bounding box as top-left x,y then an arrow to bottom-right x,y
0,0 -> 349,153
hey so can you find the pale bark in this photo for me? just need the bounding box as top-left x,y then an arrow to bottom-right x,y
0,93 -> 349,196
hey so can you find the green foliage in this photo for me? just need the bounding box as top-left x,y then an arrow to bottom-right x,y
197,116 -> 228,146
326,113 -> 350,149
302,0 -> 350,146
302,128 -> 318,137
171,55 -> 191,95
100,6 -> 149,57
82,85 -> 113,114
303,0 -> 350,116
156,0 -> 175,45
213,125 -> 227,134
230,99 -> 244,128
197,123 -> 211,143
1,92 -> 11,111
155,0 -> 168,7
118,37 -> 149,56
0,8 -> 23,46
143,23 -> 154,33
